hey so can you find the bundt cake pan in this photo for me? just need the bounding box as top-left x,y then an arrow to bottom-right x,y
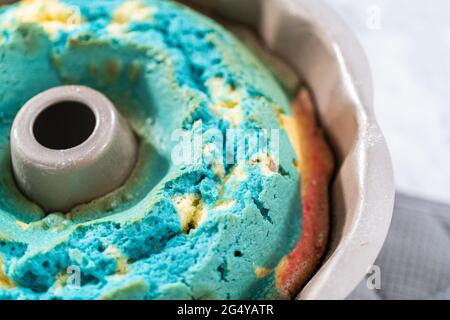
186,0 -> 395,299
2,0 -> 395,299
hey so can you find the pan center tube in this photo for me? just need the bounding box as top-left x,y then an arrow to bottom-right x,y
10,85 -> 138,213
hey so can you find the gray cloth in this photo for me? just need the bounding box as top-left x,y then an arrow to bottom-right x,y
348,193 -> 450,300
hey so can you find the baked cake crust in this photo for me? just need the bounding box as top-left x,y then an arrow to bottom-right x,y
276,89 -> 335,299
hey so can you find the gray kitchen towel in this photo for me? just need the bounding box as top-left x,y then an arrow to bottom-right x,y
348,193 -> 450,300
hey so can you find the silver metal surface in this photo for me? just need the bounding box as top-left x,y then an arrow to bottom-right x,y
10,85 -> 138,213
187,0 -> 395,299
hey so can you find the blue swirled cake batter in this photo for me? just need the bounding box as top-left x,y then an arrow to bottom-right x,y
0,0 -> 305,299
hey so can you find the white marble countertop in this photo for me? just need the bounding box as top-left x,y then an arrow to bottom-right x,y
324,0 -> 450,204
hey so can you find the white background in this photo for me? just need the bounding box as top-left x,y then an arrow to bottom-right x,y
324,0 -> 450,204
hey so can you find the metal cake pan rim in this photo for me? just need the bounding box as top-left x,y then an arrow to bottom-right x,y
283,0 -> 395,299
